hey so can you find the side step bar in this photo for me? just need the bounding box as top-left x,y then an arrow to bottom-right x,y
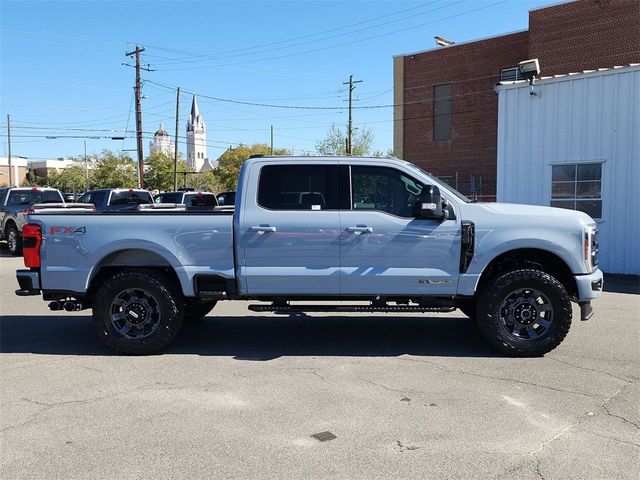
248,303 -> 456,313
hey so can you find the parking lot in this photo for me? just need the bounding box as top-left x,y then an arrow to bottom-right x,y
1,251 -> 638,479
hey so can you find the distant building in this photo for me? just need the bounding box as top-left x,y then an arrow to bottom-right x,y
149,122 -> 175,156
393,0 -> 640,200
0,157 -> 28,187
185,95 -> 218,172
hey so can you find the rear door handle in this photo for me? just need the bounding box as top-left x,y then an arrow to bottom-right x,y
250,225 -> 277,233
346,225 -> 373,234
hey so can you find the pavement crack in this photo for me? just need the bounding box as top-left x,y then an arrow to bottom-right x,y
546,356 -> 634,384
401,357 -> 602,399
586,431 -> 640,449
601,386 -> 640,430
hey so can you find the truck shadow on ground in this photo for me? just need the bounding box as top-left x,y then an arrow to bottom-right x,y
0,314 -> 498,358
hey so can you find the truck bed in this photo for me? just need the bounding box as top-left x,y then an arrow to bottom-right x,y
30,210 -> 234,297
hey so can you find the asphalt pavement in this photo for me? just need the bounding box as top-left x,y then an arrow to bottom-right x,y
1,251 -> 639,479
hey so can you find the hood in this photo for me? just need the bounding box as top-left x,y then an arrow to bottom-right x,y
462,202 -> 595,228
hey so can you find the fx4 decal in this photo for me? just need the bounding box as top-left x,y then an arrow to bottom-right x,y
49,226 -> 87,235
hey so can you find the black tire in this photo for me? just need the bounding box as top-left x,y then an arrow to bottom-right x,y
92,270 -> 184,354
183,299 -> 216,322
6,224 -> 22,256
477,269 -> 572,357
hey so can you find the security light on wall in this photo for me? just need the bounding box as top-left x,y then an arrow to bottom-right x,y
518,58 -> 541,96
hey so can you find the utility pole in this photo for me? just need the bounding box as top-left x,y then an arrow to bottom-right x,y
343,75 -> 362,155
124,46 -> 153,188
270,125 -> 274,155
83,140 -> 88,191
6,114 -> 12,187
173,87 -> 180,191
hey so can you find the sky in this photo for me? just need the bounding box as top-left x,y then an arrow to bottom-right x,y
1,0 -> 552,161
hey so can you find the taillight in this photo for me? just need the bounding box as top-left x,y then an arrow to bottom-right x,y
22,224 -> 42,268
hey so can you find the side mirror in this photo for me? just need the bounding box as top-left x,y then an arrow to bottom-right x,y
415,185 -> 445,220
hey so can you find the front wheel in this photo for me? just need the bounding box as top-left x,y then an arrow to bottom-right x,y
6,225 -> 22,256
92,270 -> 184,354
477,269 -> 572,357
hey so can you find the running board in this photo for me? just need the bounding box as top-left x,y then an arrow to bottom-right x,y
248,304 -> 456,313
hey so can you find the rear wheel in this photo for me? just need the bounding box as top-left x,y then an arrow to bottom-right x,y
6,224 -> 22,256
477,269 -> 572,357
92,270 -> 184,354
184,299 -> 216,322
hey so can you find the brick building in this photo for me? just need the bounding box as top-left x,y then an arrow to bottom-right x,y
393,0 -> 640,200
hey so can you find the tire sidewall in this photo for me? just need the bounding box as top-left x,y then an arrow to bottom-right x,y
93,271 -> 183,354
479,269 -> 572,356
7,226 -> 22,255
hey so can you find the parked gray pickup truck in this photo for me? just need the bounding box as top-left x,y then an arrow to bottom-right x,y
1,187 -> 64,255
16,156 -> 603,356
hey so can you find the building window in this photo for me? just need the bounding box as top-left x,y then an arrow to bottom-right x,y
500,67 -> 522,82
433,83 -> 452,141
551,163 -> 602,219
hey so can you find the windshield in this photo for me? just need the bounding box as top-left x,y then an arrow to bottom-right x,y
403,163 -> 470,203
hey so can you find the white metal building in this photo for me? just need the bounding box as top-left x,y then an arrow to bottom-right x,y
496,64 -> 640,275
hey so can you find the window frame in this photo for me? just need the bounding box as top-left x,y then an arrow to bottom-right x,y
550,162 -> 603,220
433,83 -> 453,142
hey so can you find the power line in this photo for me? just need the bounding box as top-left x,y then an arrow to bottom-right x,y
155,0 -> 507,72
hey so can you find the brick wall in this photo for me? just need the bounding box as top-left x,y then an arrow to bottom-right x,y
397,0 -> 640,201
530,0 -> 640,76
402,31 -> 529,199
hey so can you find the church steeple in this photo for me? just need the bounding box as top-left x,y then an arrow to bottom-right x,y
186,94 -> 207,171
187,94 -> 205,133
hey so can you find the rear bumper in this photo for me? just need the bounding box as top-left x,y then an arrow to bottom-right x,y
16,269 -> 41,296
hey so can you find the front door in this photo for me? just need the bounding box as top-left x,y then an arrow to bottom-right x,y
241,163 -> 341,295
339,165 -> 460,296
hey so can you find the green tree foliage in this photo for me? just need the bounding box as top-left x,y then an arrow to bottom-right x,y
144,152 -> 187,192
215,143 -> 290,191
47,163 -> 88,193
188,171 -> 225,193
315,124 -> 374,156
90,150 -> 138,189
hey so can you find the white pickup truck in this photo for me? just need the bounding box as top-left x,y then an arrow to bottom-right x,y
16,156 -> 603,356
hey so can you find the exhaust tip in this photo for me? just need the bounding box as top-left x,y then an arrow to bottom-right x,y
63,301 -> 82,312
48,301 -> 61,311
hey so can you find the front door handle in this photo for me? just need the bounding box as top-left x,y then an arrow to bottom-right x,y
250,225 -> 277,233
346,225 -> 373,234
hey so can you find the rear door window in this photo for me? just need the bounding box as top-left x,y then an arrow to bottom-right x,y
257,165 -> 339,210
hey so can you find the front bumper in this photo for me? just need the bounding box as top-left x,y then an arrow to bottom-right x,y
16,269 -> 41,296
574,268 -> 604,302
574,268 -> 603,321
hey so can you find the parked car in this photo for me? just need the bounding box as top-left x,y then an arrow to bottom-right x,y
16,156 -> 602,356
0,187 -> 65,255
76,188 -> 153,212
154,190 -> 218,208
216,191 -> 235,206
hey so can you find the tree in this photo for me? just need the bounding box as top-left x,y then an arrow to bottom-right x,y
215,143 -> 290,191
90,150 -> 138,189
48,163 -> 87,193
145,152 -> 187,192
189,171 -> 225,193
315,124 -> 374,156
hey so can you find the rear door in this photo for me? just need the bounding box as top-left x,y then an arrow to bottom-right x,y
240,163 -> 341,295
339,164 -> 460,296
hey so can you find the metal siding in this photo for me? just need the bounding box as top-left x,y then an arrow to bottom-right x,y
497,67 -> 640,274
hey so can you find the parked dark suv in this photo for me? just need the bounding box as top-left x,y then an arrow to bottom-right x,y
77,188 -> 153,211
0,187 -> 65,255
